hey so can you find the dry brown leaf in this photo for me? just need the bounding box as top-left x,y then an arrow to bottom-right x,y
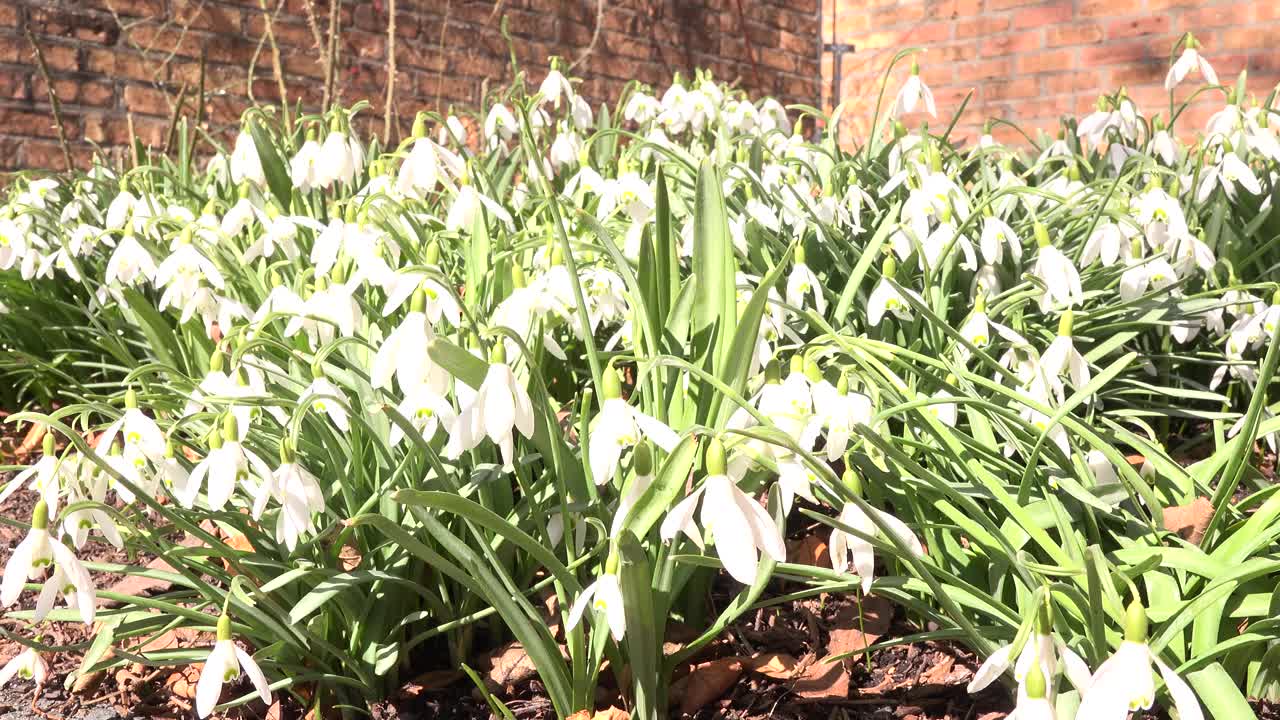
745,652 -> 800,680
339,543 -> 362,571
788,535 -> 831,568
917,654 -> 956,686
14,423 -> 46,457
671,657 -> 744,714
398,669 -> 463,697
793,656 -> 849,701
1162,497 -> 1213,545
592,708 -> 630,720
265,701 -> 283,720
567,712 -> 592,720
826,595 -> 893,659
487,641 -> 538,690
71,669 -> 107,694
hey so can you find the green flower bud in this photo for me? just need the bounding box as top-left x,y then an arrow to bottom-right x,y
842,467 -> 863,498
125,387 -> 138,409
209,350 -> 226,373
32,499 -> 49,531
705,437 -> 727,476
490,341 -> 507,365
217,613 -> 232,642
511,263 -> 527,289
1033,222 -> 1050,248
1057,310 -> 1074,337
410,288 -> 427,314
881,256 -> 898,279
222,414 -> 239,443
412,112 -> 428,139
1024,656 -> 1047,699
1124,599 -> 1149,643
425,240 -> 441,266
764,359 -> 782,384
795,245 -> 807,266
42,431 -> 54,458
633,442 -> 653,476
603,365 -> 622,400
789,354 -> 804,377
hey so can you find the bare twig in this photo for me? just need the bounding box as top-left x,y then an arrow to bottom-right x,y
383,0 -> 397,145
258,0 -> 292,132
163,81 -> 189,154
324,0 -> 341,109
568,0 -> 606,73
24,28 -> 75,171
301,0 -> 325,49
126,112 -> 140,167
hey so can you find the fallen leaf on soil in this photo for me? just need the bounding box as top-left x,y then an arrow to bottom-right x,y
265,700 -> 283,720
71,669 -> 107,694
827,595 -> 893,659
398,669 -> 463,697
788,535 -> 831,568
671,657 -> 743,714
568,708 -> 629,720
14,423 -> 46,457
487,641 -> 538,691
793,656 -> 850,701
917,655 -> 956,686
1162,497 -> 1213,545
745,651 -> 799,679
104,534 -> 206,604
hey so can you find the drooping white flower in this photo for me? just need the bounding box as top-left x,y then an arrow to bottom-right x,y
0,647 -> 47,688
659,439 -> 786,585
1029,224 -> 1083,312
195,615 -> 272,719
566,572 -> 626,642
785,247 -> 827,316
893,59 -> 936,118
1041,312 -> 1091,391
389,386 -> 457,447
372,301 -> 449,394
289,133 -> 324,192
1077,601 -> 1203,720
316,126 -> 362,188
181,418 -> 273,511
105,234 -> 157,287
95,392 -> 166,467
1196,151 -> 1261,202
589,372 -> 680,485
0,217 -> 29,271
969,624 -> 1092,705
445,353 -> 536,471
830,498 -> 924,593
254,454 -> 325,552
300,376 -> 349,432
396,135 -> 464,198
0,432 -> 63,515
2,501 -> 95,624
538,67 -> 574,109
1165,41 -> 1218,91
811,376 -> 872,461
230,130 -> 266,187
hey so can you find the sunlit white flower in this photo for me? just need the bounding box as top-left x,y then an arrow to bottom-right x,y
893,60 -> 936,118
566,572 -> 626,641
830,499 -> 924,593
230,130 -> 266,187
389,386 -> 457,447
1196,151 -> 1261,202
445,357 -> 536,471
195,615 -> 272,719
811,378 -> 872,461
104,234 -> 156,286
2,501 -> 94,624
1041,313 -> 1091,390
1077,602 -> 1203,720
1165,42 -> 1218,91
300,376 -> 349,432
254,456 -> 324,551
660,440 -> 786,584
590,374 -> 680,485
182,422 -> 273,511
0,647 -> 47,688
1030,227 -> 1083,312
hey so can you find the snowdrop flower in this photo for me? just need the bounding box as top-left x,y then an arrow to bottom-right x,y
811,375 -> 872,461
290,128 -> 324,192
284,277 -> 361,348
589,370 -> 680,485
1041,312 -> 1091,390
1087,449 -> 1120,487
0,217 -> 28,270
196,614 -> 272,719
105,187 -> 137,230
1119,239 -> 1178,301
1008,662 -> 1057,720
301,375 -> 349,432
2,501 -> 95,624
979,215 -> 1022,265
566,570 -> 626,642
830,480 -> 924,594
659,439 -> 786,585
181,417 -> 272,511
95,389 -> 165,467
0,647 -> 47,688
372,290 -> 449,394
1077,600 -> 1203,720
388,386 -> 457,447
446,180 -> 513,233
538,65 -> 574,109
969,608 -> 1092,705
1196,149 -> 1261,202
892,58 -> 936,118
230,129 -> 266,187
623,91 -> 660,125
254,450 -> 324,551
610,443 -> 655,535
104,233 -> 156,286
929,382 -> 959,427
397,124 -> 465,198
1029,223 -> 1083,312
0,433 -> 62,514
1080,221 -> 1131,267
785,247 -> 827,316
868,258 -> 918,327
316,119 -> 364,188
1165,37 -> 1218,91
484,104 -> 517,150
445,346 -> 536,471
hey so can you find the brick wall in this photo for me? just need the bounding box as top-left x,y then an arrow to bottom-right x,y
822,0 -> 1280,145
0,0 -> 820,173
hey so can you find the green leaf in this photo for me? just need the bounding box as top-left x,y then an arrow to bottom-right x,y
248,119 -> 292,210
1187,662 -> 1253,719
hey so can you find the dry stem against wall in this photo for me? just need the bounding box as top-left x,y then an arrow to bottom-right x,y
384,0 -> 397,145
24,27 -> 74,171
259,0 -> 292,133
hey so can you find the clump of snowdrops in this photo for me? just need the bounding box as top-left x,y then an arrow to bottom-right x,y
1,36 -> 1280,719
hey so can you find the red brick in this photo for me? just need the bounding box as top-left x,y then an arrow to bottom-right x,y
1013,3 -> 1073,30
1183,3 -> 1255,29
123,84 -> 174,117
985,77 -> 1039,101
980,31 -> 1042,58
956,16 -> 1011,39
0,108 -> 79,139
1107,16 -> 1171,39
1081,41 -> 1152,66
1046,21 -> 1104,46
1017,48 -> 1077,75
